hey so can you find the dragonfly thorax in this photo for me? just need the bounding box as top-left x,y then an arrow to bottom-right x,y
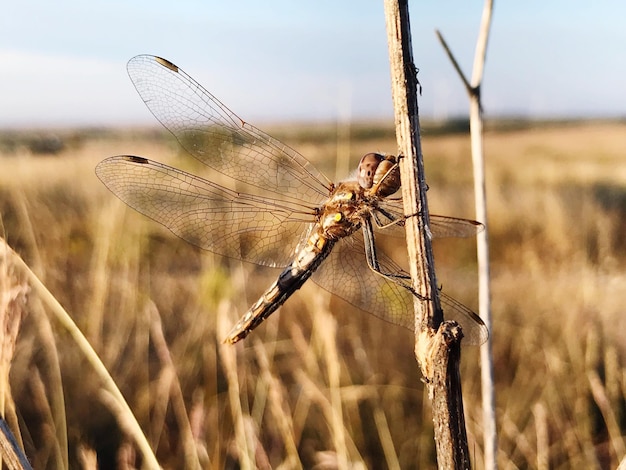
319,181 -> 369,240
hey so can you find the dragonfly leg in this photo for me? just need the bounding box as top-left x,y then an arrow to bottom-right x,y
361,217 -> 428,302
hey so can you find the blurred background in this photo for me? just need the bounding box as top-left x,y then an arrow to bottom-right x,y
1,1 -> 626,468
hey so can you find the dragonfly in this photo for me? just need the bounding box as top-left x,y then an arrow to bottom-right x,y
96,55 -> 489,346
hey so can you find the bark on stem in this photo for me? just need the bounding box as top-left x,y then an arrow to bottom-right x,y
383,1 -> 471,468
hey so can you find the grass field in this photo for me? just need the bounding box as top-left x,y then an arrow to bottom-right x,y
1,120 -> 625,468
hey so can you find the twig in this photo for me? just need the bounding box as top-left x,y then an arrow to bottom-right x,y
435,1 -> 498,468
384,2 -> 440,336
383,1 -> 472,468
435,30 -> 473,96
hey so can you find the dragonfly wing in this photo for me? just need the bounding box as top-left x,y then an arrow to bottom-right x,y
430,214 -> 484,238
375,199 -> 484,238
437,290 -> 489,345
311,234 -> 488,345
311,233 -> 415,329
96,155 -> 315,268
372,247 -> 489,345
126,55 -> 331,203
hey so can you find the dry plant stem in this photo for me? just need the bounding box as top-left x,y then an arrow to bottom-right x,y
6,245 -> 161,470
318,307 -> 349,469
384,0 -> 471,468
471,102 -> 497,470
436,0 -> 497,467
0,418 -> 31,470
533,403 -> 548,470
28,299 -> 68,469
384,0 -> 440,334
217,309 -> 254,470
30,369 -> 65,468
470,4 -> 497,468
587,369 -> 626,461
0,238 -> 29,467
372,404 -> 401,470
7,199 -> 69,468
435,31 -> 472,96
148,304 -> 202,470
253,343 -> 302,470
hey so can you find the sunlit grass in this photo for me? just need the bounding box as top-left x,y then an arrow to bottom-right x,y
1,121 -> 625,468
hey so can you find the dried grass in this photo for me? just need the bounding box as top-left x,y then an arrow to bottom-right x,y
0,122 -> 625,468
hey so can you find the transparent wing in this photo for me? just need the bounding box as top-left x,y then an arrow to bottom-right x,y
96,156 -> 317,268
431,214 -> 484,238
126,55 -> 332,203
374,199 -> 484,238
313,234 -> 415,328
312,234 -> 489,345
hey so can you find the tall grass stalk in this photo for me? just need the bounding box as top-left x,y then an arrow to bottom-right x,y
7,244 -> 160,469
0,238 -> 30,468
318,303 -> 350,469
148,302 -> 203,469
28,299 -> 67,469
253,343 -> 302,470
217,303 -> 254,470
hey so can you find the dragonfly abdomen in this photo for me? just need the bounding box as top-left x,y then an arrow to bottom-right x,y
224,230 -> 335,344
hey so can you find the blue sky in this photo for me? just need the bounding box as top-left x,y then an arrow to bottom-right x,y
1,1 -> 625,128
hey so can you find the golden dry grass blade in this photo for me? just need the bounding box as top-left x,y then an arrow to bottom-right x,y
253,343 -> 302,469
587,371 -> 626,461
147,302 -> 203,470
0,237 -> 29,464
5,243 -> 161,469
372,405 -> 401,470
294,298 -> 366,467
28,369 -> 65,468
317,303 -> 350,468
533,403 -> 549,470
217,301 -> 254,470
0,418 -> 31,470
84,200 -> 125,349
30,302 -> 68,469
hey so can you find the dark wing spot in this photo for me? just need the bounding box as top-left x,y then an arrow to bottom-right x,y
124,155 -> 150,164
155,56 -> 179,72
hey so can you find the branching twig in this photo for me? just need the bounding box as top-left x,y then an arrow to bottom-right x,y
436,1 -> 497,468
435,30 -> 474,97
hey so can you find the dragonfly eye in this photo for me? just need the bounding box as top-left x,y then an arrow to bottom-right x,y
357,153 -> 385,189
372,157 -> 401,197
